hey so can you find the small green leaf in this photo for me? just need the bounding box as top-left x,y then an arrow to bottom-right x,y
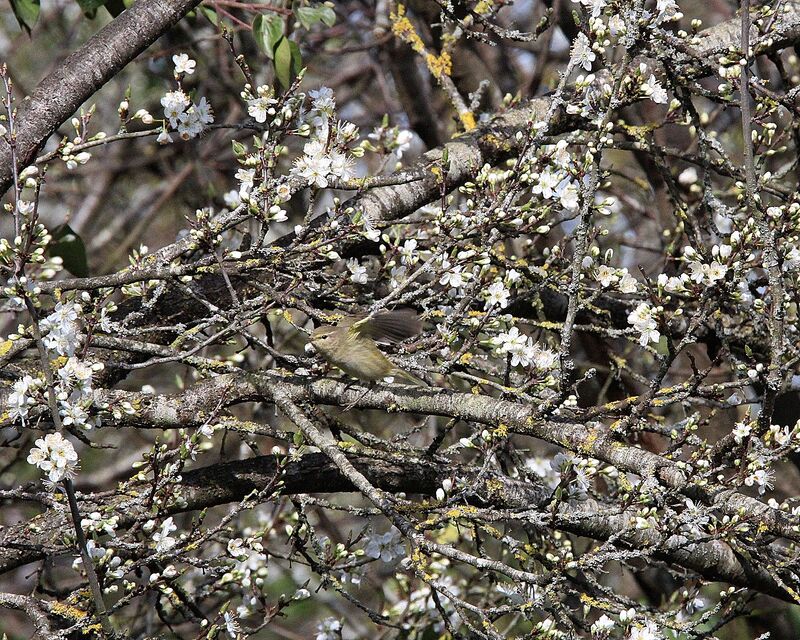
296,5 -> 335,30
289,41 -> 302,76
253,14 -> 284,59
199,6 -> 219,26
272,37 -> 301,89
293,431 -> 304,447
9,0 -> 40,33
48,224 -> 88,277
74,0 -> 106,17
318,6 -> 336,27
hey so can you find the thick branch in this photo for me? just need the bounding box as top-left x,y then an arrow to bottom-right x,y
0,449 -> 794,602
98,374 -> 800,541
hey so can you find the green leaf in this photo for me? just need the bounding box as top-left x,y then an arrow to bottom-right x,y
48,224 -> 88,277
74,0 -> 106,17
318,6 -> 336,27
9,0 -> 40,33
289,41 -> 302,78
253,14 -> 284,59
656,335 -> 669,356
199,6 -> 219,26
272,37 -> 301,89
296,5 -> 335,30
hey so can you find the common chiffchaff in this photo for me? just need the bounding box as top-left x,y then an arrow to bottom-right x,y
309,309 -> 424,385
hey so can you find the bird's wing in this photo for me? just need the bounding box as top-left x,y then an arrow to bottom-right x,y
349,309 -> 422,343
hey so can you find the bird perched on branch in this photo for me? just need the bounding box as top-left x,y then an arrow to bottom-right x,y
309,309 -> 425,385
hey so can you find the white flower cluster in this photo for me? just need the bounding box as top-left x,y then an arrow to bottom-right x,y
685,244 -> 729,286
439,258 -> 473,291
492,326 -> 559,371
57,355 -> 103,430
640,71 -> 668,105
226,537 -> 267,588
593,263 -> 638,293
368,125 -> 414,158
158,56 -> 213,143
571,33 -> 596,71
247,84 -> 279,123
40,301 -> 83,356
8,374 -> 43,425
293,139 -> 356,188
26,432 -> 78,482
160,91 -> 213,142
530,163 -> 580,212
72,539 -> 124,581
627,302 -> 660,347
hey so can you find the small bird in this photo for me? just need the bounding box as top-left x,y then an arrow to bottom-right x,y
309,309 -> 425,385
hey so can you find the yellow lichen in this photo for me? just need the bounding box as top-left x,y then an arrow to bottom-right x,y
391,5 -> 425,53
0,339 -> 13,357
50,601 -> 88,620
459,110 -> 476,131
425,51 -> 452,79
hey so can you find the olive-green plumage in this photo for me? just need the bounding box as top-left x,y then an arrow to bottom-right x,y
309,309 -> 424,385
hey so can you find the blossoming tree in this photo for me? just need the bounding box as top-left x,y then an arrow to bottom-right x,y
1,0 -> 800,638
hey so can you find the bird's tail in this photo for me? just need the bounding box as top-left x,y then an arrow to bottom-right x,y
390,367 -> 428,386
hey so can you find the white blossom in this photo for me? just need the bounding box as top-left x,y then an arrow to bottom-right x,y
595,265 -> 618,287
27,433 -> 78,483
315,617 -> 342,640
223,611 -> 241,639
40,302 -> 83,357
591,614 -> 615,633
394,129 -> 414,158
532,167 -> 562,199
618,271 -> 638,293
152,516 -> 178,552
745,468 -> 774,495
627,619 -> 661,640
484,280 -> 510,309
365,529 -> 405,563
627,302 -> 660,346
329,151 -> 356,181
293,140 -> 332,188
571,33 -> 596,71
732,421 -> 752,443
642,74 -> 668,104
346,258 -> 368,284
172,53 -> 196,76
161,90 -> 190,127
